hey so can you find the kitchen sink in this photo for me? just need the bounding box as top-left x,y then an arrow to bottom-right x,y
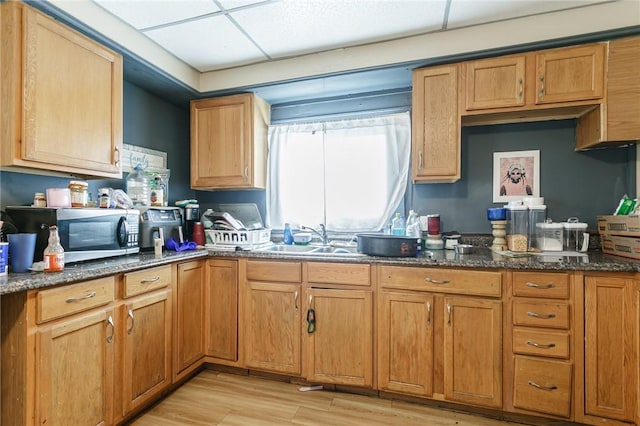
254,244 -> 364,257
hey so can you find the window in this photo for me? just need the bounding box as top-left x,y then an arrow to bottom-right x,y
266,112 -> 410,233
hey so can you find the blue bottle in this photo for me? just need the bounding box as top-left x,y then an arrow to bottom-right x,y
283,223 -> 294,245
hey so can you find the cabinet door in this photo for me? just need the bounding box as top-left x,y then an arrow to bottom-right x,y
36,308 -> 115,426
244,282 -> 301,374
411,65 -> 460,183
121,290 -> 172,416
584,276 -> 638,422
175,261 -> 206,378
378,290 -> 434,397
444,296 -> 502,408
20,5 -> 122,177
306,288 -> 373,387
465,56 -> 526,110
206,259 -> 238,361
190,94 -> 268,189
535,44 -> 605,104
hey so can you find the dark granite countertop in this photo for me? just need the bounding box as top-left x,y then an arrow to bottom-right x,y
1,246 -> 637,296
207,246 -> 640,273
0,249 -> 209,295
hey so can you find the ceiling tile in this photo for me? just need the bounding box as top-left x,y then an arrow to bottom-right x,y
230,0 -> 447,58
217,0 -> 274,10
447,0 -> 610,29
144,15 -> 268,71
93,0 -> 220,30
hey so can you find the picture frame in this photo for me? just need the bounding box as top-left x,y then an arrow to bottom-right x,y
122,144 -> 167,174
493,150 -> 540,202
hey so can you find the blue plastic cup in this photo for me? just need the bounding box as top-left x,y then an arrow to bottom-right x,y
8,233 -> 37,273
0,242 -> 8,275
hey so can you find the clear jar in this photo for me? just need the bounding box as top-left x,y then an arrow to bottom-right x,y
535,221 -> 564,251
527,205 -> 547,251
68,180 -> 89,207
33,192 -> 47,208
506,204 -> 529,252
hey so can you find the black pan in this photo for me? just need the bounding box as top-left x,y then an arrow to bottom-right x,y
356,233 -> 419,257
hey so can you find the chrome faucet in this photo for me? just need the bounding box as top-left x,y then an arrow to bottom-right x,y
301,224 -> 329,245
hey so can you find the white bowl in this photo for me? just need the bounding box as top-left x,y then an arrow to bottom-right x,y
293,232 -> 312,244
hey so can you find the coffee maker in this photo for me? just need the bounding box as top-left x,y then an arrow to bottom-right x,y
183,204 -> 200,241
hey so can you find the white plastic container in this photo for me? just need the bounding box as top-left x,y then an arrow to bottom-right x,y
528,205 -> 547,251
562,219 -> 589,252
126,165 -> 150,206
535,221 -> 564,251
506,204 -> 529,252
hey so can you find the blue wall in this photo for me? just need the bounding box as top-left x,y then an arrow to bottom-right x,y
196,119 -> 635,233
0,81 -> 194,209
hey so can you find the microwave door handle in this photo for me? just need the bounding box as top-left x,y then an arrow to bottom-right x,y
116,216 -> 128,248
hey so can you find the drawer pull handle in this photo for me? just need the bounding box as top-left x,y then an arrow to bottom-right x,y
447,303 -> 452,326
526,340 -> 556,349
425,277 -> 450,284
528,381 -> 557,391
294,291 -> 299,311
526,282 -> 555,289
527,311 -> 556,319
426,301 -> 431,325
127,309 -> 134,334
66,291 -> 97,303
140,276 -> 160,284
106,315 -> 114,343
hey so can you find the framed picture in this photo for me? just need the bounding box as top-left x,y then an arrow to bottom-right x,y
493,150 -> 540,202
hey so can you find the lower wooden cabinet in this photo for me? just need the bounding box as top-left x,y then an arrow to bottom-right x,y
205,259 -> 239,363
513,356 -> 572,417
119,289 -> 172,418
305,287 -> 373,387
36,307 -> 116,425
174,260 -> 206,380
583,275 -> 639,424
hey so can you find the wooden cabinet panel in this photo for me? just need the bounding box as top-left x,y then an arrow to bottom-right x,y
464,55 -> 526,110
535,44 -> 605,104
584,276 -> 638,423
378,290 -> 434,397
244,282 -> 301,375
378,265 -> 501,297
36,308 -> 115,426
175,261 -> 206,378
190,93 -> 269,189
444,296 -> 502,408
512,272 -> 569,299
513,356 -> 572,417
120,290 -> 172,417
307,262 -> 371,286
0,2 -> 122,178
123,265 -> 172,298
411,65 -> 460,182
37,276 -> 115,323
206,259 -> 239,362
306,288 -> 373,386
512,328 -> 569,359
512,300 -> 570,329
246,260 -> 302,283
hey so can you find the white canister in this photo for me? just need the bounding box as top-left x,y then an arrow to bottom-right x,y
535,221 -> 564,251
562,219 -> 589,252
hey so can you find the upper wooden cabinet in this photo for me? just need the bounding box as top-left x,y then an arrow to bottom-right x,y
411,65 -> 460,183
190,93 -> 270,189
0,2 -> 123,178
576,36 -> 640,149
464,55 -> 526,110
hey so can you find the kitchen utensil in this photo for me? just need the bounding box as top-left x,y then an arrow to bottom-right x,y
356,233 -> 418,257
455,244 -> 475,254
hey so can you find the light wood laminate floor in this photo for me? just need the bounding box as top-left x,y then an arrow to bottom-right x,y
128,369 -> 526,426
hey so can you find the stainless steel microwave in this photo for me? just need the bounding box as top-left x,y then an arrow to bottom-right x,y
6,207 -> 139,264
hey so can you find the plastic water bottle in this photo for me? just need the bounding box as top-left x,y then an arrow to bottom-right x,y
406,210 -> 421,238
283,223 -> 294,245
391,212 -> 406,236
126,165 -> 150,206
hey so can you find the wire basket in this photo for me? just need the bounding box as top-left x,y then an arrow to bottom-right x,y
205,229 -> 271,249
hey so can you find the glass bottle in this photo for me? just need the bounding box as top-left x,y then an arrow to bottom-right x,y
44,225 -> 65,272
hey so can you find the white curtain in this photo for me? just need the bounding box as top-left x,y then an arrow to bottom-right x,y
266,112 -> 411,232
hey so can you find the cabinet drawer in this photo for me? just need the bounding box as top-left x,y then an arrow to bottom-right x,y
513,356 -> 572,418
513,300 -> 570,329
378,265 -> 501,297
513,328 -> 570,358
307,262 -> 370,286
246,260 -> 302,283
36,276 -> 115,324
513,272 -> 569,299
123,265 -> 172,298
